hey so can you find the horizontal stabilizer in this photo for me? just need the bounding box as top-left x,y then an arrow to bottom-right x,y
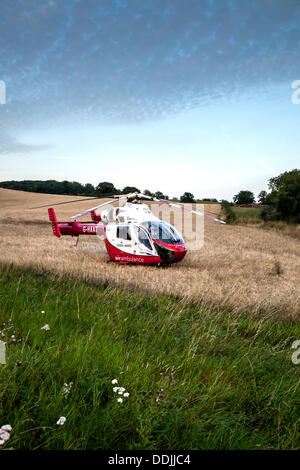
91,210 -> 101,222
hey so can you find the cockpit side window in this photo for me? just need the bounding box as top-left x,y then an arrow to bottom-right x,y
141,221 -> 183,243
136,227 -> 152,251
117,225 -> 131,240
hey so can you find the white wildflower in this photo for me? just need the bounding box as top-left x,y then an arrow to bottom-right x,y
0,430 -> 10,441
117,397 -> 123,403
0,424 -> 12,446
41,310 -> 45,314
62,382 -> 73,397
41,324 -> 50,331
123,392 -> 129,397
113,387 -> 120,393
56,416 -> 66,426
112,379 -> 118,384
1,425 -> 12,432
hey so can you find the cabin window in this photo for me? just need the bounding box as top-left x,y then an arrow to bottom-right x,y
117,225 -> 131,240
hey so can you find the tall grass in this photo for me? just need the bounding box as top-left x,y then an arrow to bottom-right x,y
0,264 -> 299,450
232,207 -> 263,220
230,207 -> 300,239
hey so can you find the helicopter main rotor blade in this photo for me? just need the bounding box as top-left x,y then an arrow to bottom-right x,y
71,192 -> 145,219
200,208 -> 222,217
113,193 -> 138,198
30,196 -> 102,210
170,202 -> 226,224
146,196 -> 226,224
31,193 -> 222,218
138,193 -> 223,218
71,196 -> 128,219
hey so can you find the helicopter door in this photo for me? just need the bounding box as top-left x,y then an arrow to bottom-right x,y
114,225 -> 133,252
134,225 -> 156,255
106,224 -> 133,253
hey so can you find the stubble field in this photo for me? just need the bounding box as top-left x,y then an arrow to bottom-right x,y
0,188 -> 299,318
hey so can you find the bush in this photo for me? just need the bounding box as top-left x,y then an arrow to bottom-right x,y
260,206 -> 278,222
266,169 -> 300,222
221,200 -> 237,223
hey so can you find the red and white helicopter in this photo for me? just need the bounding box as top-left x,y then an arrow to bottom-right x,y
46,193 -> 225,265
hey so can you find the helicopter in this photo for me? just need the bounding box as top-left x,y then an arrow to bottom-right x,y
46,192 -> 225,265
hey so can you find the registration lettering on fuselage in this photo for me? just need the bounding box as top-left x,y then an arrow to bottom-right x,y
83,225 -> 97,233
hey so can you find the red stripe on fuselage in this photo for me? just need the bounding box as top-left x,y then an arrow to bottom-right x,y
105,238 -> 187,264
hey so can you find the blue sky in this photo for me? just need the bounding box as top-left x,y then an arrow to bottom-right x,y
0,0 -> 299,199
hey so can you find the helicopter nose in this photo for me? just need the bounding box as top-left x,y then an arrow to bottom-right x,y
172,243 -> 187,262
153,240 -> 187,263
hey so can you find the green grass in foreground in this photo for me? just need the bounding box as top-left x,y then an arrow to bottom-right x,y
0,264 -> 299,450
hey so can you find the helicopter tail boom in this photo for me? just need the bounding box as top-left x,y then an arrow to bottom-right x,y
48,208 -> 105,238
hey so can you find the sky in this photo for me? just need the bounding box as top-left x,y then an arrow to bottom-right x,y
0,0 -> 299,200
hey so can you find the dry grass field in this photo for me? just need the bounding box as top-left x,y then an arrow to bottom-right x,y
0,188 -> 299,318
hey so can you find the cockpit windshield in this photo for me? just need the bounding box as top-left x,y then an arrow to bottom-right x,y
141,221 -> 183,244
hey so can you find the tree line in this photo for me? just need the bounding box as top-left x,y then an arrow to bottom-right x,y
1,168 -> 299,222
229,169 -> 300,223
0,179 -> 217,203
0,180 -> 96,197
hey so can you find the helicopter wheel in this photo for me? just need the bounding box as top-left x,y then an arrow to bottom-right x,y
156,263 -> 172,269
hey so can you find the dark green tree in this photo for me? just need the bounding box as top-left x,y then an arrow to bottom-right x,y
268,169 -> 299,192
84,183 -> 96,196
96,182 -> 117,197
180,192 -> 195,203
122,186 -> 140,194
265,169 -> 300,221
233,190 -> 255,205
154,191 -> 168,200
257,190 -> 267,204
69,181 -> 85,195
62,180 -> 71,194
